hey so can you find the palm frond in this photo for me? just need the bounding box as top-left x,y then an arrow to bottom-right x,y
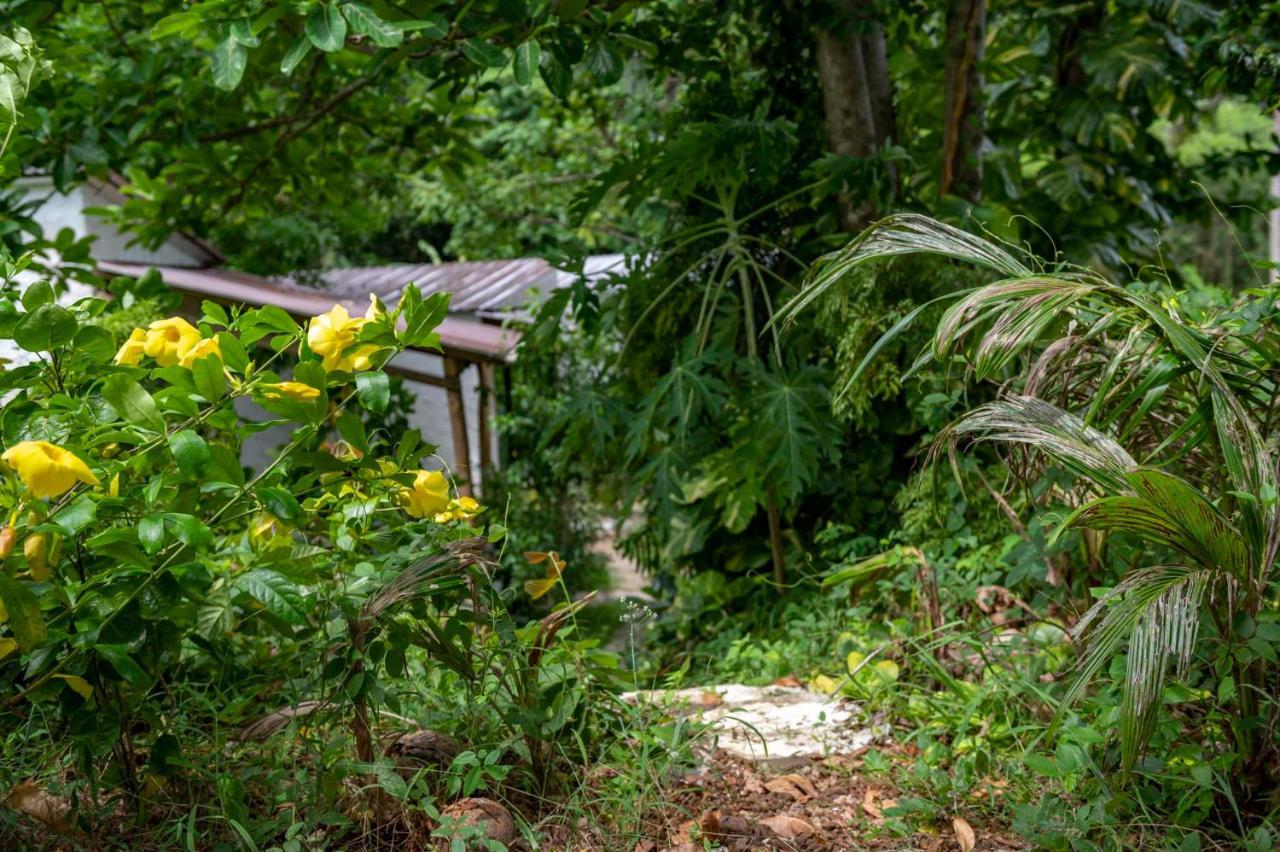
776,213 -> 1029,326
1058,565 -> 1218,772
933,277 -> 1095,380
1058,469 -> 1251,580
938,395 -> 1137,494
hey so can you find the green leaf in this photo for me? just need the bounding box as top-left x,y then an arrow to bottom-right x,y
138,515 -> 165,554
165,513 -> 214,549
280,35 -> 313,76
211,36 -> 248,91
248,305 -> 302,335
342,3 -> 403,48
168,430 -> 212,479
71,325 -> 115,363
0,575 -> 44,651
217,331 -> 250,373
583,38 -> 623,84
14,304 -> 77,352
461,39 -> 507,68
512,40 -> 540,86
0,70 -> 18,129
235,569 -> 308,625
401,288 -> 450,347
396,16 -> 446,38
191,353 -> 226,401
260,486 -> 300,521
335,410 -> 368,453
102,374 -> 166,432
85,528 -> 150,567
96,644 -> 150,687
539,49 -> 572,99
229,20 -> 260,47
151,11 -> 201,40
53,494 -> 98,536
355,371 -> 390,413
307,3 -> 348,52
21,280 -> 53,310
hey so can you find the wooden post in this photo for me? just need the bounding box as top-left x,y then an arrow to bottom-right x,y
477,362 -> 495,494
444,357 -> 471,496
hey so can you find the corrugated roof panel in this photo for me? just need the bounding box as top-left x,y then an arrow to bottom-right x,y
307,258 -> 558,314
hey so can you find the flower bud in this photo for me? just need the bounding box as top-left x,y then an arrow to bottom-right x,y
24,533 -> 49,581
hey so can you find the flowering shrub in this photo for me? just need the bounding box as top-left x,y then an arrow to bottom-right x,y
0,265 -> 499,773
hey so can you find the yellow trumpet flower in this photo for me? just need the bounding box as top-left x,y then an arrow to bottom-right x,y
178,336 -> 221,368
143,317 -> 202,367
261,381 -> 320,402
113,328 -> 148,365
2,440 -> 100,499
307,304 -> 377,372
399,469 -> 450,518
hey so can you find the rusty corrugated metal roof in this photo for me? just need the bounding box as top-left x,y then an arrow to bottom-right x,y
96,261 -> 520,363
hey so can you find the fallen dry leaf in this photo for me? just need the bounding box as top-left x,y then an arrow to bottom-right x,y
699,811 -> 723,841
953,816 -> 976,851
771,674 -> 802,688
861,787 -> 900,823
7,781 -> 69,832
764,773 -> 818,802
760,814 -> 817,839
670,818 -> 698,845
634,842 -> 658,852
861,787 -> 884,821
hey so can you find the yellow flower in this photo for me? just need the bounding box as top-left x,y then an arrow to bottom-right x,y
307,304 -> 374,372
178,336 -> 221,368
144,317 -> 202,367
365,295 -> 388,322
399,469 -> 450,518
261,381 -> 320,402
432,496 -> 483,523
113,328 -> 147,365
2,441 -> 100,499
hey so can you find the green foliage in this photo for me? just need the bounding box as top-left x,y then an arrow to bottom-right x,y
804,213 -> 1280,799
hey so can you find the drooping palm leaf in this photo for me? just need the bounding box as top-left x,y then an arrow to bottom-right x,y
933,277 -> 1096,381
1060,565 -> 1218,772
939,395 -> 1137,494
1059,469 -> 1251,581
776,213 -> 1030,328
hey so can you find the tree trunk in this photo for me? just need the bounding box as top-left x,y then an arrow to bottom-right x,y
814,0 -> 896,231
940,0 -> 985,201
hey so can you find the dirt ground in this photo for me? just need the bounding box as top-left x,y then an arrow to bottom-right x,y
628,749 -> 1026,852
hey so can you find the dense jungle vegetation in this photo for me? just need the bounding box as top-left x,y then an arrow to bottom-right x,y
0,0 -> 1279,848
